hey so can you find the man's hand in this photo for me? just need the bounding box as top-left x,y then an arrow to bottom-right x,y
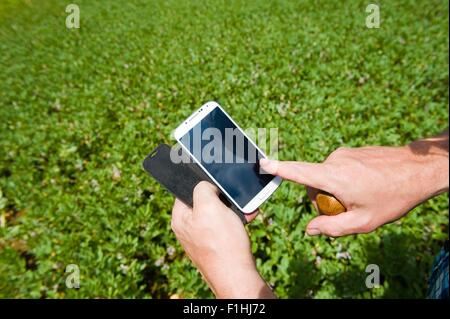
260,132 -> 449,237
171,181 -> 275,298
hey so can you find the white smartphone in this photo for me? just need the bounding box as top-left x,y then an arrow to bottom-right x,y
174,101 -> 282,213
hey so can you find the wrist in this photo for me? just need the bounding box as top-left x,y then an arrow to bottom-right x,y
202,260 -> 274,299
403,137 -> 449,200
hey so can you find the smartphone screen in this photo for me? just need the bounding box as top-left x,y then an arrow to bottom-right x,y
179,107 -> 275,208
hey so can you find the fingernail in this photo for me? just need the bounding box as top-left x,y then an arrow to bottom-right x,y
259,158 -> 277,174
306,228 -> 321,236
260,158 -> 270,166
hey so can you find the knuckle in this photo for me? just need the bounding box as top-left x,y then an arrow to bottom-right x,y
194,181 -> 211,195
327,147 -> 350,161
335,146 -> 349,155
359,223 -> 376,234
357,215 -> 376,233
337,146 -> 350,152
317,164 -> 340,193
326,228 -> 343,238
170,218 -> 181,234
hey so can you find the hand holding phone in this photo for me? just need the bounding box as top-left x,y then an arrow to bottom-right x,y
171,182 -> 275,298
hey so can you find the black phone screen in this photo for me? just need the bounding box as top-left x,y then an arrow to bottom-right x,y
179,107 -> 274,208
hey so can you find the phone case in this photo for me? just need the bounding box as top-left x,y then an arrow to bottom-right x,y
142,143 -> 247,224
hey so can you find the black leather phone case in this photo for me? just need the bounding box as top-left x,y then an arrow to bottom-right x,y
142,143 -> 247,224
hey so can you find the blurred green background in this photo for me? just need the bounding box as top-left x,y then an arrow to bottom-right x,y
0,0 -> 448,298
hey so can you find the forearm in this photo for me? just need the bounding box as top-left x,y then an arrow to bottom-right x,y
201,262 -> 275,299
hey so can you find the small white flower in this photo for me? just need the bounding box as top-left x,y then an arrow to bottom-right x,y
336,251 -> 352,260
90,179 -> 100,192
112,165 -> 121,181
154,257 -> 165,267
167,246 -> 176,256
53,99 -> 62,111
75,160 -> 84,171
120,264 -> 129,274
315,256 -> 322,266
276,103 -> 289,117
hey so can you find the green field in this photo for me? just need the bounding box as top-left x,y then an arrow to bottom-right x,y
0,0 -> 448,298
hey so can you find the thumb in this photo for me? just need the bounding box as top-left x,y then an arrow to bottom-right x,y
193,181 -> 221,208
306,210 -> 373,237
260,158 -> 330,190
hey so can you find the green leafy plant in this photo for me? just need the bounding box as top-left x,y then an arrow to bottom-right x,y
0,0 -> 448,298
